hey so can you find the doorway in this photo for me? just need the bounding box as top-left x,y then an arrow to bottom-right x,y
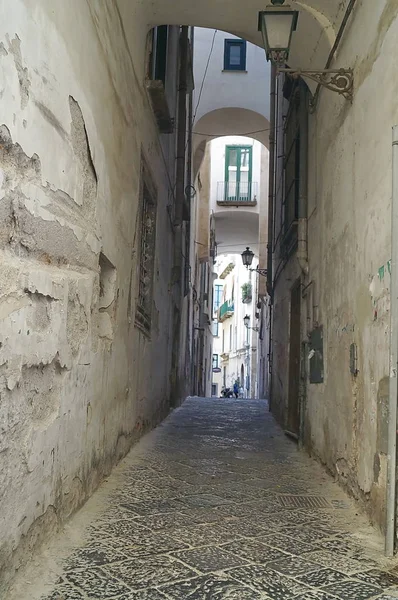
287,281 -> 301,435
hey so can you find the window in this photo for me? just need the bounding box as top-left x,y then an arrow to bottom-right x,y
281,77 -> 308,255
214,284 -> 223,311
149,26 -> 168,84
230,324 -> 233,351
224,39 -> 246,71
184,222 -> 191,297
212,354 -> 219,369
213,320 -> 219,337
135,159 -> 157,337
225,145 -> 252,201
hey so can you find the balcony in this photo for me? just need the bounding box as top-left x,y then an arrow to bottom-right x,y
218,300 -> 234,322
217,181 -> 258,206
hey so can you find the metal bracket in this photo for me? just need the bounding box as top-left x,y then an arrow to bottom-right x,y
278,68 -> 354,109
249,267 -> 268,277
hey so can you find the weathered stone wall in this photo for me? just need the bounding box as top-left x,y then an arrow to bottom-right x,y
272,0 -> 398,530
0,1 -> 179,589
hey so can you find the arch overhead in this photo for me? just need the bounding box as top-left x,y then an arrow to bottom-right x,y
117,0 -> 353,90
215,211 -> 260,257
193,108 -> 270,177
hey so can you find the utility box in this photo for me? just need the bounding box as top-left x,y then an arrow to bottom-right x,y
309,326 -> 324,384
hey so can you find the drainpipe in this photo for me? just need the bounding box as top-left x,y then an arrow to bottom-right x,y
386,125 -> 398,557
297,82 -> 309,276
266,64 -> 277,298
267,64 -> 277,411
297,82 -> 309,447
175,26 -> 189,228
173,26 -> 189,279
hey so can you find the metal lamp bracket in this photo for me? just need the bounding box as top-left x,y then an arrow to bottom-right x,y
249,267 -> 268,277
278,68 -> 354,109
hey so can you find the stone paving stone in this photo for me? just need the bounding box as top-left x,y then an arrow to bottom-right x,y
41,584 -> 85,600
64,545 -> 128,569
220,538 -> 289,564
322,579 -> 382,599
178,493 -> 232,508
261,532 -> 319,555
169,522 -> 242,547
294,592 -> 339,600
64,567 -> 131,598
21,398 -> 398,600
296,567 -> 350,587
284,526 -> 336,545
267,555 -> 322,577
159,574 -> 262,599
117,590 -> 168,599
115,498 -> 185,516
171,546 -> 250,572
133,512 -> 195,532
355,569 -> 398,590
182,507 -> 227,524
101,555 -> 198,589
228,563 -> 311,598
304,550 -> 377,575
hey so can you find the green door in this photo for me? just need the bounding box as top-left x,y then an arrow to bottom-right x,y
225,145 -> 252,201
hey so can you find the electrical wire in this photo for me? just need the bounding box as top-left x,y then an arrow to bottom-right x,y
192,125 -> 281,138
192,30 -> 218,125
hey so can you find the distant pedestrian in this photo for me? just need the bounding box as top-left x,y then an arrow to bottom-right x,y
233,381 -> 239,399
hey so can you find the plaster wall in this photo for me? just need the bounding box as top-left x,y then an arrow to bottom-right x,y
272,0 -> 398,529
193,29 -> 270,127
0,1 -> 180,588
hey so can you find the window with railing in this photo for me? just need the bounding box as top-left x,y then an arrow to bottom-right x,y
217,145 -> 256,204
135,159 -> 157,337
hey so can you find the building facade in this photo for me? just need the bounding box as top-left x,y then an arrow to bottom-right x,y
4,0 -> 398,589
212,254 -> 259,398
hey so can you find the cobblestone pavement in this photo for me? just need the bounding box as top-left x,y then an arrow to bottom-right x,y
11,398 -> 398,600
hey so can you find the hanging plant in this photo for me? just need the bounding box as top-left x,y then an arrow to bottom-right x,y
241,282 -> 252,303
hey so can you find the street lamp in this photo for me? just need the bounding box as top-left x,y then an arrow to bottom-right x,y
258,0 -> 354,105
241,247 -> 267,277
258,2 -> 298,65
244,314 -> 259,333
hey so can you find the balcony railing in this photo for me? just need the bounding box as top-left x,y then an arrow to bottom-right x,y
217,181 -> 258,205
218,300 -> 234,322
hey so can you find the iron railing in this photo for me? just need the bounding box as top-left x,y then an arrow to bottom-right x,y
217,181 -> 258,204
218,300 -> 234,322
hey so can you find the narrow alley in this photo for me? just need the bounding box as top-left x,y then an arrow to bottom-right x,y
10,398 -> 398,600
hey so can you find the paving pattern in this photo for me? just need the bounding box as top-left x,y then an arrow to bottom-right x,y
12,398 -> 398,599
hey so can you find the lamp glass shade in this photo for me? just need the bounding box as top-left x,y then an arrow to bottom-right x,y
258,8 -> 298,63
244,315 -> 250,328
241,247 -> 254,267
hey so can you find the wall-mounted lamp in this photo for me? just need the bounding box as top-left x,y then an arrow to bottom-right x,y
258,0 -> 353,104
241,247 -> 267,277
244,314 -> 259,332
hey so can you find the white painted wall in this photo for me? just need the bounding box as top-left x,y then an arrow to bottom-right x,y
193,28 -> 270,126
210,135 -> 262,214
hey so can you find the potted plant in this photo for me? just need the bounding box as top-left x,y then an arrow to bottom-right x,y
241,282 -> 252,303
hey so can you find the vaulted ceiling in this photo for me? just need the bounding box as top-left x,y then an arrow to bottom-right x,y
119,0 -> 351,74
